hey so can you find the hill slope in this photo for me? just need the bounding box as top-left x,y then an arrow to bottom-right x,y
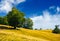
0,25 -> 60,41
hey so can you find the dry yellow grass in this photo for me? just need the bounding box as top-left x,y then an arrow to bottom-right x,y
0,25 -> 60,41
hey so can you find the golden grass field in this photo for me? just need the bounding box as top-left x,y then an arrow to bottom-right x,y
0,25 -> 60,41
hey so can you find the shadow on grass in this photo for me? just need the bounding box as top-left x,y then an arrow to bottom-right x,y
0,26 -> 19,30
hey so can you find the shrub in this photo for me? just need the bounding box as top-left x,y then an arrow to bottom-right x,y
52,25 -> 60,34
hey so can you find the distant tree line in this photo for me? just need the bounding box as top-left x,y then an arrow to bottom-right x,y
0,7 -> 33,29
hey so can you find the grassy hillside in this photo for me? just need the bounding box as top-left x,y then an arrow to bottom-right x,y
0,25 -> 60,41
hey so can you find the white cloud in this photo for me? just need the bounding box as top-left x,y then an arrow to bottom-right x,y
49,6 -> 55,9
0,1 -> 12,13
57,7 -> 60,12
0,0 -> 25,13
31,7 -> 60,30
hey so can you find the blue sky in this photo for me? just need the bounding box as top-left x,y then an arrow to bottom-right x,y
16,0 -> 59,17
0,0 -> 60,29
0,0 -> 59,17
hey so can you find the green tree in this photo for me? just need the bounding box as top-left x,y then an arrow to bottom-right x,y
0,17 -> 3,24
7,7 -> 25,29
35,28 -> 38,30
23,18 -> 33,29
40,28 -> 42,30
3,16 -> 8,25
52,25 -> 60,34
0,16 -> 8,25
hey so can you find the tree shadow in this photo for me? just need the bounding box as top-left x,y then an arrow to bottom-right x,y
0,26 -> 19,30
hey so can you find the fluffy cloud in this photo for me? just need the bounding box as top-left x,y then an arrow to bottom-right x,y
31,6 -> 60,30
57,7 -> 60,12
0,0 -> 25,13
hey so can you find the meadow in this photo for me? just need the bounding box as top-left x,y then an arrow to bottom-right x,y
0,25 -> 60,41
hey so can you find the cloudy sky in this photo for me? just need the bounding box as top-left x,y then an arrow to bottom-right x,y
0,0 -> 60,29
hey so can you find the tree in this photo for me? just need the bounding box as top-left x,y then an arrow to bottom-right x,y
7,7 -> 25,29
0,17 -> 3,24
23,18 -> 33,29
35,28 -> 38,30
0,16 -> 8,25
3,16 -> 8,25
52,25 -> 60,34
40,28 -> 42,30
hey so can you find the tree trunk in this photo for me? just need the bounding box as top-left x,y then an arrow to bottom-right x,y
14,26 -> 16,29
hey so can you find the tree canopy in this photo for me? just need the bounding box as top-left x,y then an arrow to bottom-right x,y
0,16 -> 8,25
52,25 -> 60,34
0,7 -> 33,29
7,7 -> 25,29
23,18 -> 33,29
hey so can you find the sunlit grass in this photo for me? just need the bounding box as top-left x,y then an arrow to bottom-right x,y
0,25 -> 60,41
